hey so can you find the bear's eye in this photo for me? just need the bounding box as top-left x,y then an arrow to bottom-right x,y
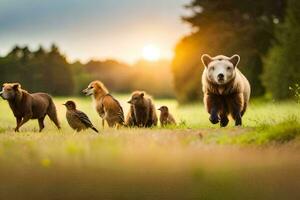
211,67 -> 215,70
227,67 -> 231,70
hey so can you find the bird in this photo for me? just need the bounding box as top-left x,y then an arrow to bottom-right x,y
158,106 -> 176,127
63,100 -> 99,133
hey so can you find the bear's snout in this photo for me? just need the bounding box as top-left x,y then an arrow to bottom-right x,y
217,73 -> 224,81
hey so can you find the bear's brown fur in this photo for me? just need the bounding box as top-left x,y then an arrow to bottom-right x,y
125,91 -> 158,127
201,54 -> 251,127
83,80 -> 124,127
0,83 -> 60,132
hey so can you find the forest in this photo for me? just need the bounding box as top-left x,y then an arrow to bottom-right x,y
0,44 -> 174,97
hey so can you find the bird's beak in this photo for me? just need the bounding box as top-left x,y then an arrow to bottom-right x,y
127,100 -> 132,104
62,103 -> 66,106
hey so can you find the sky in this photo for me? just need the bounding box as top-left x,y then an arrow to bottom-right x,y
0,0 -> 191,63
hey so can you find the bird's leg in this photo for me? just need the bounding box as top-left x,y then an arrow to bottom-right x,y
116,123 -> 121,130
73,130 -> 78,136
102,119 -> 105,129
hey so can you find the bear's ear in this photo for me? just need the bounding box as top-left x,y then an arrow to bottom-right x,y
140,92 -> 144,98
229,54 -> 240,68
12,83 -> 21,90
201,54 -> 212,68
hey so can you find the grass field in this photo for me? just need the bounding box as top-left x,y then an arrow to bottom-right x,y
0,95 -> 300,200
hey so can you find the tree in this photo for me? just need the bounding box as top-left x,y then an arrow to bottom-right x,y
263,0 -> 300,99
0,44 -> 75,96
0,44 -> 174,97
44,44 -> 74,95
70,61 -> 91,95
172,0 -> 286,103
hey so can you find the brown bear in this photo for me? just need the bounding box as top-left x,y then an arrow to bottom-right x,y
201,54 -> 251,127
125,91 -> 158,127
0,83 -> 61,132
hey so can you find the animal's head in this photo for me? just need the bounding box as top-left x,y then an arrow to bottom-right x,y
63,100 -> 76,110
158,106 -> 169,113
201,54 -> 240,85
82,80 -> 108,96
0,83 -> 22,100
128,91 -> 145,106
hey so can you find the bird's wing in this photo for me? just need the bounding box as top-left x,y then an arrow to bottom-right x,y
106,94 -> 125,123
75,110 -> 94,127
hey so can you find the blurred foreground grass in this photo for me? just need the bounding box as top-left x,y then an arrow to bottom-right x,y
0,95 -> 299,200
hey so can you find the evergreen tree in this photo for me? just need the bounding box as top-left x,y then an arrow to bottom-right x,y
263,0 -> 300,99
45,44 -> 74,95
0,44 -> 75,96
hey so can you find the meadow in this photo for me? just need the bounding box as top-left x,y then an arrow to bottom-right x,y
0,95 -> 299,200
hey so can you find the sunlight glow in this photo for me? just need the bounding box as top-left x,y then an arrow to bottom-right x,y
142,44 -> 161,61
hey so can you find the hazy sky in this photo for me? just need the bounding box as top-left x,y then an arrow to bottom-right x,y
0,0 -> 191,63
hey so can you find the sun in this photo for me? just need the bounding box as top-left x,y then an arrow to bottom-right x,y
142,44 -> 161,61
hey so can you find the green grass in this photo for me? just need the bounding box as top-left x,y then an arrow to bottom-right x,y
0,96 -> 300,200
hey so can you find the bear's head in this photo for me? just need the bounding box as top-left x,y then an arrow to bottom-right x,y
0,83 -> 22,100
128,91 -> 145,106
201,54 -> 240,85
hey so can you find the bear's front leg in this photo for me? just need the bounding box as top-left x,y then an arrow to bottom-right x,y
220,113 -> 229,127
228,93 -> 243,126
209,107 -> 219,124
14,117 -> 22,132
205,94 -> 220,124
219,101 -> 229,127
234,113 -> 242,126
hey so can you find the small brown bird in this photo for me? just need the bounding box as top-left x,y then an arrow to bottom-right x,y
158,106 -> 176,127
63,101 -> 99,133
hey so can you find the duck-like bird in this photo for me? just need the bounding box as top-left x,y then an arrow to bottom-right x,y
63,100 -> 99,133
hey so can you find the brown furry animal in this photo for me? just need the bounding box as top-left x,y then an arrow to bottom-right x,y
63,100 -> 98,133
158,106 -> 176,127
0,83 -> 60,132
125,91 -> 158,127
82,80 -> 124,127
201,54 -> 251,127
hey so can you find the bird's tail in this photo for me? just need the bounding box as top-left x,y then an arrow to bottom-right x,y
91,127 -> 99,133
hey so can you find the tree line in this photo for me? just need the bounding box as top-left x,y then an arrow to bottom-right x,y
172,0 -> 299,103
0,45 -> 174,98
